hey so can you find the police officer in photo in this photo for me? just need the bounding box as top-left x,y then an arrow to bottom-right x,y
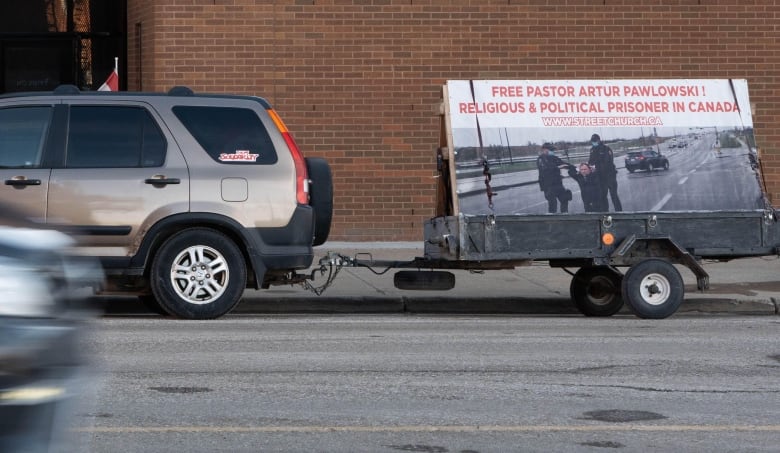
537,143 -> 571,213
587,133 -> 623,212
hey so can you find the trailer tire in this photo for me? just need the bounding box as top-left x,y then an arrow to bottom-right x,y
622,259 -> 683,319
569,267 -> 624,317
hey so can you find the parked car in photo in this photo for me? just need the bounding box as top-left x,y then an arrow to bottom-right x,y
624,149 -> 670,173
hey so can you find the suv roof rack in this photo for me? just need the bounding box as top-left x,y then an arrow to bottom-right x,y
168,86 -> 194,96
53,84 -> 81,95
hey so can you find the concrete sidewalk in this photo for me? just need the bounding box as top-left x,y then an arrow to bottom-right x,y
229,242 -> 780,316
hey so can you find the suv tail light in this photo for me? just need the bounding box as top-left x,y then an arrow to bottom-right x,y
268,108 -> 309,205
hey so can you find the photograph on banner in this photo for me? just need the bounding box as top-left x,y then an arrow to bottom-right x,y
447,79 -> 763,216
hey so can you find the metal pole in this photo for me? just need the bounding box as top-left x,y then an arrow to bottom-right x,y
504,128 -> 513,164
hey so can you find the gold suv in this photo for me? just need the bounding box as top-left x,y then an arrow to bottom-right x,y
0,85 -> 333,319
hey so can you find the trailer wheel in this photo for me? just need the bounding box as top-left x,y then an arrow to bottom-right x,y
569,267 -> 624,317
621,259 -> 683,319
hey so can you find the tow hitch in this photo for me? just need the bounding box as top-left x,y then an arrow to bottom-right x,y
298,252 -> 457,295
298,252 -> 352,296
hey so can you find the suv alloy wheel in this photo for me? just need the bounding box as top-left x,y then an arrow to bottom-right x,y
151,228 -> 247,319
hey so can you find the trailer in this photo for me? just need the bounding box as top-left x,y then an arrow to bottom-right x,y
308,79 -> 779,319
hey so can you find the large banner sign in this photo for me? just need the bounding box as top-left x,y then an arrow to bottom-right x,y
447,79 -> 764,216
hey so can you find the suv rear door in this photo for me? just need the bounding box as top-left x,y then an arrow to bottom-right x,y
47,100 -> 190,259
167,98 -> 298,229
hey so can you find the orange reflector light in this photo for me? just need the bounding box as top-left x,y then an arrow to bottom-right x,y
602,233 -> 615,246
267,108 -> 288,133
267,108 -> 309,205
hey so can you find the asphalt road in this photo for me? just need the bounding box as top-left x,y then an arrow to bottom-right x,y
69,315 -> 780,452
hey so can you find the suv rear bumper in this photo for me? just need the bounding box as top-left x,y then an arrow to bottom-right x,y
249,205 -> 316,271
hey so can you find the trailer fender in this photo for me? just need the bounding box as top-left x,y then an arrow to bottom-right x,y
610,234 -> 709,291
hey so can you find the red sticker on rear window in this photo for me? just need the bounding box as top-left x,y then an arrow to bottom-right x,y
219,150 -> 260,162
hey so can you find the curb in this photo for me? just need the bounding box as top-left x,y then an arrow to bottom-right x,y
231,296 -> 778,316
96,295 -> 778,317
677,297 -> 778,316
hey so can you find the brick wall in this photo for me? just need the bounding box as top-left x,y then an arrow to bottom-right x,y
126,0 -> 780,242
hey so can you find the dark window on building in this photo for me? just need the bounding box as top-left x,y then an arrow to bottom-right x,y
0,0 -> 126,93
172,106 -> 278,165
66,106 -> 165,168
0,106 -> 52,168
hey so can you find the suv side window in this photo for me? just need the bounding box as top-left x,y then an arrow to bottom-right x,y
0,106 -> 52,168
66,106 -> 166,168
172,106 -> 278,165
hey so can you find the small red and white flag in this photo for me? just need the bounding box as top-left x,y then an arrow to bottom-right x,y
98,57 -> 119,91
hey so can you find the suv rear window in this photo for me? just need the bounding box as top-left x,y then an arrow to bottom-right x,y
172,106 -> 278,165
66,106 -> 166,168
0,106 -> 51,168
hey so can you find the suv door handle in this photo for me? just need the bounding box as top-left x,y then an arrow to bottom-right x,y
145,177 -> 181,185
5,178 -> 41,186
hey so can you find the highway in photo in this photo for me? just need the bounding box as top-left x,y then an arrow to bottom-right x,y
457,132 -> 764,215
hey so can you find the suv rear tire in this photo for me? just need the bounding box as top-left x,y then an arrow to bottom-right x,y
151,228 -> 247,319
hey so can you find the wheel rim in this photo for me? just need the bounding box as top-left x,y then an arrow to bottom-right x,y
170,245 -> 229,305
587,275 -> 617,306
638,273 -> 670,306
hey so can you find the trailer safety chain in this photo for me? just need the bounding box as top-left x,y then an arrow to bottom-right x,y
299,252 -> 348,296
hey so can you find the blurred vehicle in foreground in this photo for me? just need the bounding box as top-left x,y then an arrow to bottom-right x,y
0,205 -> 103,452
